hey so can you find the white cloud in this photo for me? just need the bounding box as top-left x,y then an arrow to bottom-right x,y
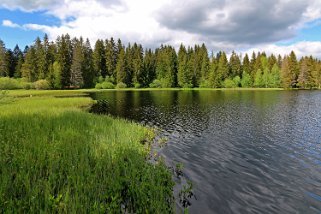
1,0 -> 321,56
2,19 -> 21,28
240,41 -> 321,59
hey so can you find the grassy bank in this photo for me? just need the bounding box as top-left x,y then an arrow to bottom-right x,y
0,90 -> 174,213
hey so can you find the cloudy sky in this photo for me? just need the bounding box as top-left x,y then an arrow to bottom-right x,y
0,0 -> 321,57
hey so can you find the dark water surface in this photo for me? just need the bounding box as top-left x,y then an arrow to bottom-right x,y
90,90 -> 321,214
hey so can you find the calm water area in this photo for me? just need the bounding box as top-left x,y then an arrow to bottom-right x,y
90,90 -> 321,213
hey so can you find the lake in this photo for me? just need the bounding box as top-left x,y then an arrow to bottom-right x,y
90,90 -> 321,214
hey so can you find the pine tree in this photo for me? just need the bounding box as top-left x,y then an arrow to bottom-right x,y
288,51 -> 299,88
177,44 -> 192,87
297,57 -> 312,89
215,51 -> 229,87
281,56 -> 292,88
56,34 -> 72,88
5,50 -> 15,77
34,37 -> 47,79
132,43 -> 144,86
83,39 -> 94,88
21,47 -> 37,82
311,60 -> 321,88
93,39 -> 106,78
242,54 -> 250,74
70,39 -> 84,87
143,48 -> 156,86
13,45 -> 23,78
229,51 -> 242,77
105,37 -> 117,78
0,39 -> 8,77
116,48 -> 126,84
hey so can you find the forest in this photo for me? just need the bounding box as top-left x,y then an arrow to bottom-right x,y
0,34 -> 320,90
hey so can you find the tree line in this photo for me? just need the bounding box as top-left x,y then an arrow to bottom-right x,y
0,34 -> 320,89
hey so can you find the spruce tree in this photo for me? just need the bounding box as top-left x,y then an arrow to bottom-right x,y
281,56 -> 292,88
70,39 -> 84,87
83,39 -> 94,88
229,51 -> 242,77
116,47 -> 126,84
21,47 -> 37,82
0,39 -> 8,77
56,34 -> 72,88
177,44 -> 191,87
93,39 -> 106,78
143,48 -> 156,86
297,57 -> 312,89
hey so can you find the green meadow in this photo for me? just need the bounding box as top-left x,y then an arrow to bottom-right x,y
0,90 -> 174,213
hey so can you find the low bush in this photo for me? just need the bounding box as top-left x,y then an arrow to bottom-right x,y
95,83 -> 103,89
116,82 -> 127,89
0,77 -> 24,90
149,79 -> 162,88
101,82 -> 115,89
35,79 -> 50,90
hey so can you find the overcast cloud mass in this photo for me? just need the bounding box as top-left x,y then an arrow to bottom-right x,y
1,0 -> 321,57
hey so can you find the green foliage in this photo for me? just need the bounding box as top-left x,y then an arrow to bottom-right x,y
95,83 -> 102,89
199,80 -> 209,88
0,92 -> 174,213
241,72 -> 252,87
116,82 -> 127,89
1,35 -> 320,90
101,81 -> 115,89
34,79 -> 50,90
233,76 -> 241,87
134,83 -> 141,88
149,79 -> 162,88
0,77 -> 26,89
254,69 -> 264,87
223,78 -> 237,88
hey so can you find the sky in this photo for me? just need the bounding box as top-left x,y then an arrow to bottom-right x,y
0,0 -> 321,57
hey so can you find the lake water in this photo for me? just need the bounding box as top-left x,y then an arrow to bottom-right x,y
90,90 -> 321,214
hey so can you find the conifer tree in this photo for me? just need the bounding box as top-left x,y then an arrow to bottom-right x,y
132,43 -> 144,86
288,51 -> 299,88
105,38 -> 117,78
13,45 -> 23,78
116,47 -> 126,84
297,57 -> 312,89
0,39 -> 8,77
83,39 -> 94,88
21,47 -> 37,82
229,51 -> 242,77
143,48 -> 156,86
215,51 -> 229,87
93,39 -> 106,78
281,56 -> 292,88
70,39 -> 84,87
177,44 -> 192,87
56,34 -> 72,88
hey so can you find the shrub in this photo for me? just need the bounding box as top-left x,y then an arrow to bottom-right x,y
134,83 -> 141,88
149,79 -> 162,88
116,82 -> 127,89
182,83 -> 193,88
23,82 -> 33,90
199,80 -> 209,88
101,82 -> 115,89
223,78 -> 237,88
35,79 -> 50,90
233,76 -> 241,87
0,77 -> 23,90
95,83 -> 102,89
98,76 -> 104,83
105,75 -> 115,83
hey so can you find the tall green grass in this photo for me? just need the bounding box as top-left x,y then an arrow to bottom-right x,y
0,91 -> 174,213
